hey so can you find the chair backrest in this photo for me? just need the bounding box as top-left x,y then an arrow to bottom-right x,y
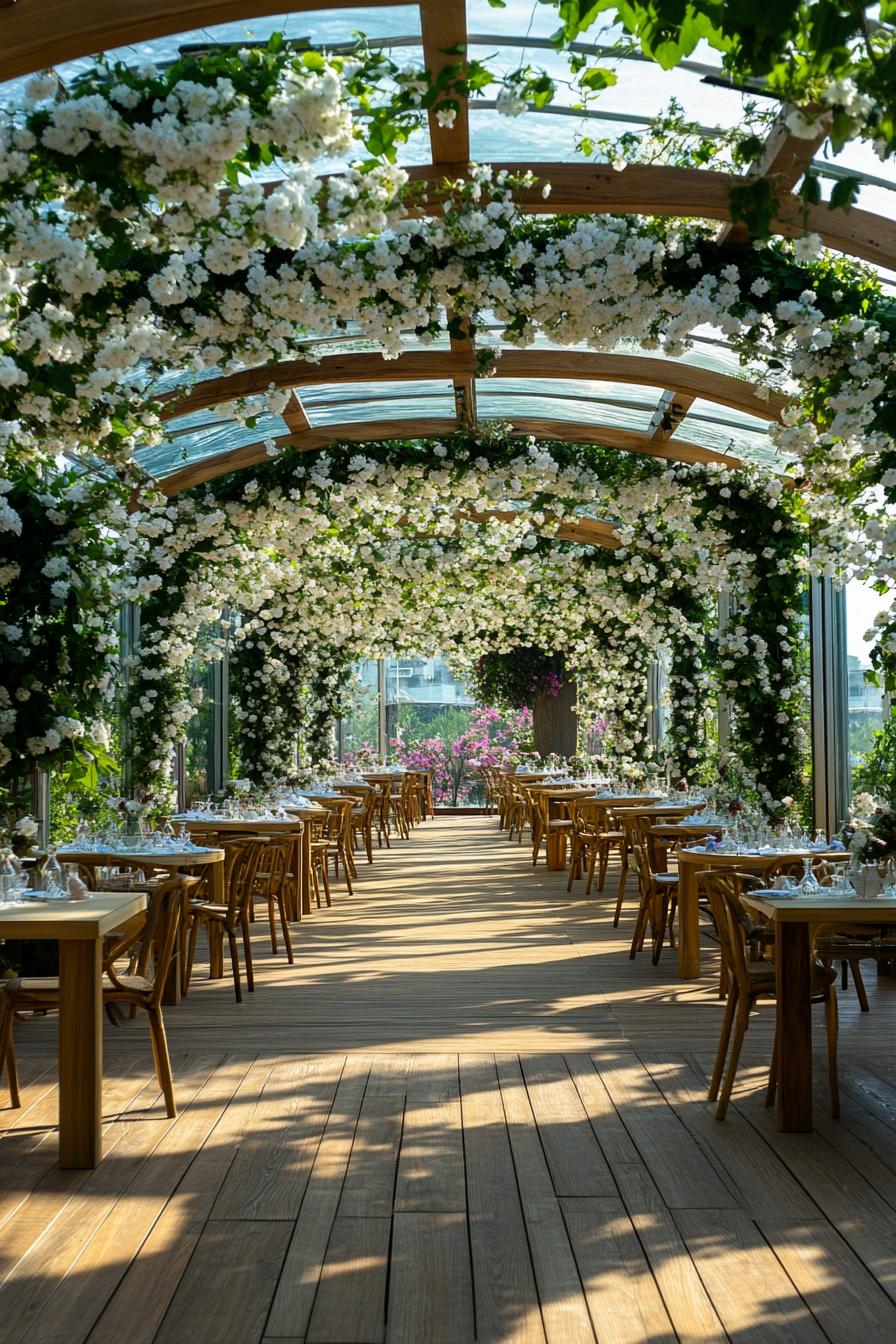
254,836 -> 292,899
700,871 -> 766,995
630,843 -> 652,900
104,873 -> 201,1008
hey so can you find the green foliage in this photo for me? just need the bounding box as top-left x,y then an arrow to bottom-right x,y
854,714 -> 896,805
471,647 -> 566,710
542,1 -> 896,158
0,456 -> 124,783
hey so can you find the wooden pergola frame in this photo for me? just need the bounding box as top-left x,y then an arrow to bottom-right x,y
6,0 -> 883,497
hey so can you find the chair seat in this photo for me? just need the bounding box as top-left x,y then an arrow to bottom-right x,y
11,970 -> 153,999
547,819 -> 573,830
191,901 -> 229,917
655,874 -> 678,890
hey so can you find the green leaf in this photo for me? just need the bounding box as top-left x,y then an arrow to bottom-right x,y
580,66 -> 618,91
828,174 -> 860,213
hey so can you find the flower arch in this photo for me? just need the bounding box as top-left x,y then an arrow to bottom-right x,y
0,34 -> 891,809
118,432 -> 808,813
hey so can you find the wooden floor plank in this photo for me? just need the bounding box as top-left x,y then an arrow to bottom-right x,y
267,1058 -> 372,1340
644,1056 -> 821,1224
1,817 -> 894,1344
154,1219 -> 293,1344
610,1163 -> 726,1344
459,1054 -> 545,1344
393,1055 -> 465,1213
18,1055 -> 253,1344
87,1058 -> 275,1344
736,1094 -> 896,1308
561,1196 -> 678,1344
337,1056 -> 408,1219
386,1212 -> 475,1344
593,1050 -> 736,1210
675,1208 -> 828,1343
211,1055 -> 344,1220
0,1054 -> 225,1344
761,1218 -> 896,1343
495,1055 -> 597,1344
519,1055 -> 615,1197
306,1216 -> 390,1344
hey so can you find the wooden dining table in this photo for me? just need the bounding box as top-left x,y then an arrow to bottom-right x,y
175,815 -> 312,919
60,845 -> 225,1000
0,890 -> 147,1168
742,890 -> 896,1131
675,846 -> 850,980
648,819 -> 725,872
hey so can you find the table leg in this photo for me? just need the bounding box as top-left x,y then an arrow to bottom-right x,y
546,830 -> 566,871
775,919 -> 813,1132
677,862 -> 701,980
58,937 -> 102,1168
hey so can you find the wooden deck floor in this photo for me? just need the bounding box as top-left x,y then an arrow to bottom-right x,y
3,814 -> 896,1343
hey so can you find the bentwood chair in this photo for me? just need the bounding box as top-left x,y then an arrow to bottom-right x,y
318,797 -> 357,893
334,784 -> 376,864
186,837 -> 269,1002
0,874 -> 199,1116
702,870 -> 839,1122
252,836 -> 295,964
628,843 -> 679,965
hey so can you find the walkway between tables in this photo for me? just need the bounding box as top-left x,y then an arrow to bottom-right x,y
3,814 -> 896,1343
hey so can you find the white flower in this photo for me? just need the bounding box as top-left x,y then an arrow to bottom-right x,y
435,106 -> 457,129
15,815 -> 39,839
792,233 -> 823,262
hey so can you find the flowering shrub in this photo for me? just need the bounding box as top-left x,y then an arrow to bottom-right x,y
393,706 -> 534,806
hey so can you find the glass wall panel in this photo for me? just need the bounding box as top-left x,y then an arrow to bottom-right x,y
341,660 -> 382,759
846,577 -> 892,793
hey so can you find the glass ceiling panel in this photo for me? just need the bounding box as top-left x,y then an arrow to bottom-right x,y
672,420 -> 780,467
484,376 -> 664,411
685,398 -> 774,433
136,410 -> 288,478
301,380 -> 456,426
476,392 -> 655,431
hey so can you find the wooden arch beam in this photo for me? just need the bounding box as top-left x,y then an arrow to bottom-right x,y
160,349 -> 787,423
153,412 -> 744,496
403,162 -> 896,271
0,0 -> 401,82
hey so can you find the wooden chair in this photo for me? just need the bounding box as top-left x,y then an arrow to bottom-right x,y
628,843 -> 679,965
387,781 -> 411,841
0,875 -> 199,1116
702,869 -> 839,1122
252,836 -> 294,964
319,797 -> 357,893
338,784 -> 376,864
506,781 -> 530,844
308,815 -> 333,908
531,793 -> 574,868
186,837 -> 268,1002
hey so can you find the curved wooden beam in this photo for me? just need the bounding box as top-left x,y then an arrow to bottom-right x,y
154,412 -> 743,495
160,348 -> 786,423
404,162 -> 896,271
0,0 -> 401,82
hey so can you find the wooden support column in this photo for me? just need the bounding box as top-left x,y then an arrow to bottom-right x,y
421,0 -> 475,428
